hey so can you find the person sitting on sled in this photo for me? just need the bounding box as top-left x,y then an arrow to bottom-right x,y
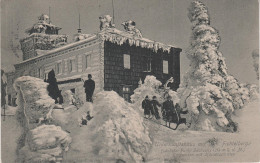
171,103 -> 190,130
151,96 -> 161,120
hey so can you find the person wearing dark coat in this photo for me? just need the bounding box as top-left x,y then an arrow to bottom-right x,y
83,74 -> 95,102
46,70 -> 60,104
151,96 -> 161,120
171,103 -> 189,130
142,96 -> 151,118
162,96 -> 174,127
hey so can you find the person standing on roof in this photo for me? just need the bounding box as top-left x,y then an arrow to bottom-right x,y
83,74 -> 95,102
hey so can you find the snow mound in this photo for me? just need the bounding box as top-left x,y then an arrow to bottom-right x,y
14,76 -> 72,162
14,76 -> 55,126
65,91 -> 152,162
27,125 -> 71,151
18,125 -> 72,162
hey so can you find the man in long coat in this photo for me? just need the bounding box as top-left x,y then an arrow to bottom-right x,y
142,96 -> 151,118
162,96 -> 174,127
151,96 -> 161,120
83,74 -> 95,102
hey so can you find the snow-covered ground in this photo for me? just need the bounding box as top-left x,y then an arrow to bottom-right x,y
1,113 -> 22,163
1,105 -> 18,116
145,99 -> 260,162
1,94 -> 259,162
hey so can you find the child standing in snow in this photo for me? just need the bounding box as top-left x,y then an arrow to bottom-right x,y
142,96 -> 152,118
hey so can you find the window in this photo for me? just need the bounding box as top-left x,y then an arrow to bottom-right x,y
38,68 -> 42,78
124,54 -> 130,69
143,56 -> 151,72
85,54 -> 91,69
56,62 -> 62,74
68,59 -> 75,72
122,85 -> 131,102
163,60 -> 168,74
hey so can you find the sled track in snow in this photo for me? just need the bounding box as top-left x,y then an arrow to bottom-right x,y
143,117 -> 178,131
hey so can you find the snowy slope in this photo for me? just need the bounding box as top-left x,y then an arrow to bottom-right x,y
145,99 -> 260,162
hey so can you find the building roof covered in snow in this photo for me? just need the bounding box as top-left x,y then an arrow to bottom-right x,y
15,15 -> 180,67
25,14 -> 62,35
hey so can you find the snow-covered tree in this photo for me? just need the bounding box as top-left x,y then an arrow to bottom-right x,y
131,76 -> 163,109
131,75 -> 179,110
252,49 -> 259,80
177,1 -> 251,132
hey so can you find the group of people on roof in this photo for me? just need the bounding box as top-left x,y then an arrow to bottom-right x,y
142,95 -> 190,130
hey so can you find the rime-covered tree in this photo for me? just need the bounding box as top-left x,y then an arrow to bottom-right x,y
177,1 -> 251,132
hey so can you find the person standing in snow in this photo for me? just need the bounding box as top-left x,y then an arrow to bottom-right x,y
83,74 -> 95,102
46,69 -> 61,104
151,96 -> 161,120
142,96 -> 151,118
162,96 -> 174,127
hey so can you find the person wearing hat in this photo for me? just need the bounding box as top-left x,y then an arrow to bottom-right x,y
162,96 -> 174,127
83,74 -> 95,102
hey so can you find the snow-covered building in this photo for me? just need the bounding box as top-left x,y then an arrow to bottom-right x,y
10,14 -> 182,102
20,14 -> 68,60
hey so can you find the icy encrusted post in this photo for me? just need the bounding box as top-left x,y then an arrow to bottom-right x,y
14,76 -> 71,162
177,1 -> 252,132
252,49 -> 259,80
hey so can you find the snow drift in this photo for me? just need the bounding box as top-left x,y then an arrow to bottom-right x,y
14,76 -> 72,162
64,91 -> 152,162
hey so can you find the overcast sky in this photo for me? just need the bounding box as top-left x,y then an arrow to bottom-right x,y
1,0 -> 259,84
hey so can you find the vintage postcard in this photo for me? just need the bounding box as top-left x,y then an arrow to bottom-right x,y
1,0 -> 259,162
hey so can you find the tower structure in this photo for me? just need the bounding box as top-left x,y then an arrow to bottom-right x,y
20,14 -> 68,60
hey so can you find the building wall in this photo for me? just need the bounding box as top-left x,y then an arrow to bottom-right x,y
14,37 -> 104,102
103,41 -> 181,101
